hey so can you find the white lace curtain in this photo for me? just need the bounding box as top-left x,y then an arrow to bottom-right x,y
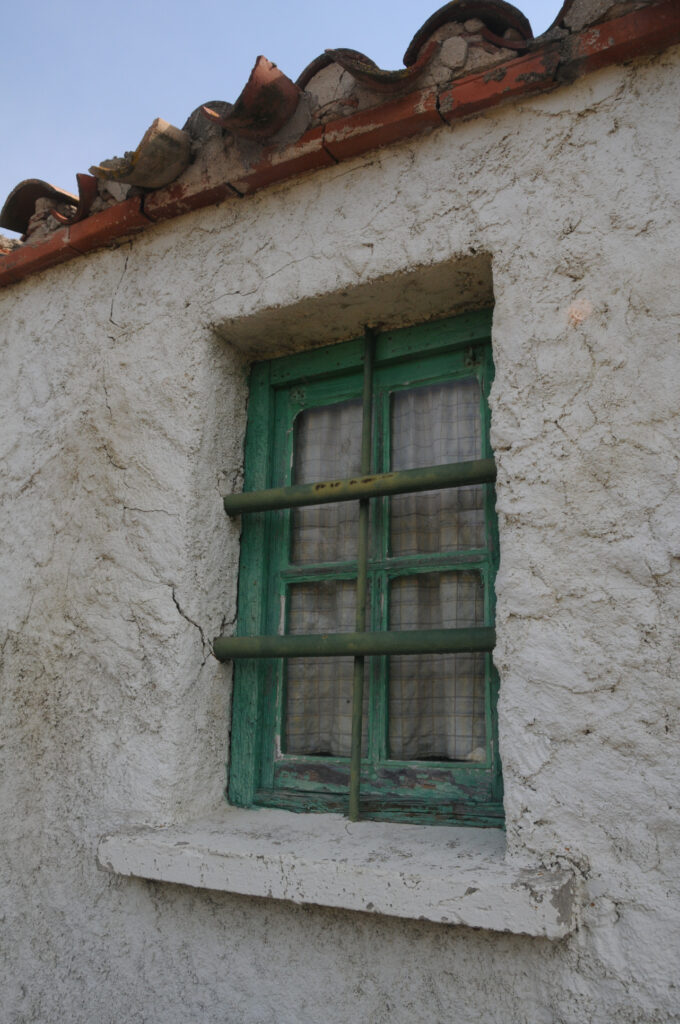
285,379 -> 487,762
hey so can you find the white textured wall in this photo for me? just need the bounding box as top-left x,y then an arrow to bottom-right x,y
1,48 -> 679,1024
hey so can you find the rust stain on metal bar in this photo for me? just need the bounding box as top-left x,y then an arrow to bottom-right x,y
224,458 -> 496,516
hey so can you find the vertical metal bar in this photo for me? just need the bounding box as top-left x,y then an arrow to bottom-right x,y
348,327 -> 376,822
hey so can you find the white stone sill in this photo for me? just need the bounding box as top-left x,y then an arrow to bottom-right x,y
98,807 -> 577,939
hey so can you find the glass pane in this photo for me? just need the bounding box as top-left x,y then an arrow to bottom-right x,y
389,572 -> 487,762
390,379 -> 485,554
285,580 -> 366,757
291,399 -> 362,564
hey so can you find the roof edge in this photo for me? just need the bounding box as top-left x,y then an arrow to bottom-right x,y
1,1 -> 678,291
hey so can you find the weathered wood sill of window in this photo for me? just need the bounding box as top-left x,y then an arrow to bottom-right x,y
98,807 -> 578,939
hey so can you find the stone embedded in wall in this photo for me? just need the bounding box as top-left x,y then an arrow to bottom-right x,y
0,233 -> 21,252
303,63 -> 362,124
562,0 -> 650,32
0,178 -> 79,237
301,53 -> 438,128
420,37 -> 469,88
24,197 -> 77,244
464,42 -> 516,73
440,36 -> 470,70
426,21 -> 467,46
88,180 -> 135,216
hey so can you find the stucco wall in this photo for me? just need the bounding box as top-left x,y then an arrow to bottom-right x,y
1,47 -> 679,1024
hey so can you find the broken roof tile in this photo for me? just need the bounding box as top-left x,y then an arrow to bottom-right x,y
323,40 -> 440,93
0,180 -> 77,235
90,118 -> 191,190
49,173 -> 99,227
202,57 -> 302,140
1,0 -> 678,289
403,0 -> 533,66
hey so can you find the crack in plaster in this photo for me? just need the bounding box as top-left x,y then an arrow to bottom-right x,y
123,506 -> 179,517
171,586 -> 208,665
102,367 -> 113,420
109,252 -> 130,329
102,444 -> 127,472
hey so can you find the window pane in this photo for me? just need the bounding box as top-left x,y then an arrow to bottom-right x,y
285,580 -> 366,757
389,572 -> 487,762
291,399 -> 362,564
390,379 -> 485,554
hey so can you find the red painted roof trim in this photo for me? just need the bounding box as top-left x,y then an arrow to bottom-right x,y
1,0 -> 678,291
0,198 -> 151,284
439,45 -> 560,121
559,0 -> 680,78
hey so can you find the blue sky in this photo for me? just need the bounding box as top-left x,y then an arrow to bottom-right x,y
0,1 -> 563,235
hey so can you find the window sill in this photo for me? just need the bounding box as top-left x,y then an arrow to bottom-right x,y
98,807 -> 577,938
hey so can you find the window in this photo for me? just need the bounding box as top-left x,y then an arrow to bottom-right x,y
215,312 -> 502,826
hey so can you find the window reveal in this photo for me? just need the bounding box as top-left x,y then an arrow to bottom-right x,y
215,312 -> 502,826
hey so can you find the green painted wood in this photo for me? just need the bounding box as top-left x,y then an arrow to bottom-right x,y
263,310 -> 492,387
226,312 -> 503,825
227,363 -> 273,808
349,329 -> 376,822
375,309 -> 493,367
255,787 -> 503,827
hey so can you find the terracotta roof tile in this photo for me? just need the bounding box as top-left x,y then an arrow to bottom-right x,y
89,118 -> 192,190
0,180 -> 77,236
403,0 -> 533,66
1,0 -> 677,289
49,174 -> 99,227
321,40 -> 441,93
201,57 -> 302,140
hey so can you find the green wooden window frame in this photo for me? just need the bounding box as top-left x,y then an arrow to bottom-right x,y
216,311 -> 502,827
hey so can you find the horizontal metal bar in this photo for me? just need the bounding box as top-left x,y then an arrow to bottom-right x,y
213,627 -> 495,661
223,458 -> 496,516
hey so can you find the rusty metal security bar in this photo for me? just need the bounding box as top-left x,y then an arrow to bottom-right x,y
213,628 -> 496,661
223,458 -> 496,516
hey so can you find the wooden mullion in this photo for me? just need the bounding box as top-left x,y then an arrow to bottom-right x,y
263,386 -> 298,787
281,564 -> 358,582
371,381 -> 391,765
348,329 -> 375,821
228,363 -> 274,807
